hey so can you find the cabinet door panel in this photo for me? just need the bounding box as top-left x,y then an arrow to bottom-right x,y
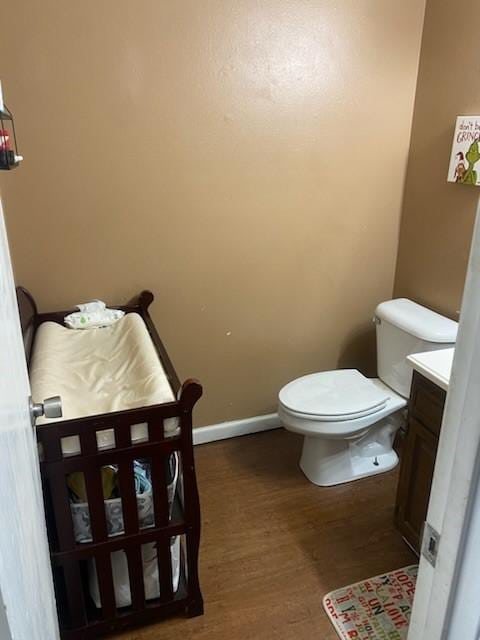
410,372 -> 446,438
395,417 -> 438,553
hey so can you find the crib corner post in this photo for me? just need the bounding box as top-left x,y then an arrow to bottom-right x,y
138,289 -> 154,311
186,595 -> 204,618
179,379 -> 203,412
178,378 -> 204,618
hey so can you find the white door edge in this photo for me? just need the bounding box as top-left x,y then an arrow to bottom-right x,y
0,588 -> 12,640
408,196 -> 480,639
0,197 -> 59,639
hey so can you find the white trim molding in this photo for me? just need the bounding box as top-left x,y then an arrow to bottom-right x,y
193,413 -> 280,445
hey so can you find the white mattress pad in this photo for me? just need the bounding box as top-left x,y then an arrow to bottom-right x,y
30,313 -> 178,455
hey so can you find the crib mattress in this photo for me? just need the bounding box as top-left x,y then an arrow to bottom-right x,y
30,313 -> 178,455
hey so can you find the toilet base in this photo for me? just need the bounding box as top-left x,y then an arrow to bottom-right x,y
299,433 -> 399,486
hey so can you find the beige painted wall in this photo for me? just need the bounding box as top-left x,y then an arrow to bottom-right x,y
394,0 -> 480,319
0,1 -> 425,426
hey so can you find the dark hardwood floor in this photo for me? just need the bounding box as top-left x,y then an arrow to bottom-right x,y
112,429 -> 416,639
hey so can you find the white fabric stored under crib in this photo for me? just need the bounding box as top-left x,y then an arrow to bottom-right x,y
30,313 -> 179,455
89,539 -> 182,609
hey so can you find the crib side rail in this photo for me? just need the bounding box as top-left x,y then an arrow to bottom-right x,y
37,379 -> 203,637
126,290 -> 181,395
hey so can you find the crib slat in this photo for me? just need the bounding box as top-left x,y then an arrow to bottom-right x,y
156,537 -> 173,603
95,553 -> 117,619
79,429 -> 98,456
48,473 -> 77,550
125,545 -> 146,611
38,427 -> 63,462
84,466 -> 109,542
117,461 -> 139,535
151,454 -> 170,527
114,423 -> 131,449
62,559 -> 88,628
148,418 -> 165,442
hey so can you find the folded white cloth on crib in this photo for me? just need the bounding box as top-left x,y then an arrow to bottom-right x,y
64,300 -> 125,329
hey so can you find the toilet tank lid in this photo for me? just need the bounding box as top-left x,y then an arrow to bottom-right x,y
375,298 -> 458,343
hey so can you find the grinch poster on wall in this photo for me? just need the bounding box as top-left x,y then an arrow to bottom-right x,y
448,116 -> 480,186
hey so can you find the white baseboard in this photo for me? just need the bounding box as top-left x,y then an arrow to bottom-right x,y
193,413 -> 281,445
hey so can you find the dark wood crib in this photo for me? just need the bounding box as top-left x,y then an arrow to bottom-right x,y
17,287 -> 204,639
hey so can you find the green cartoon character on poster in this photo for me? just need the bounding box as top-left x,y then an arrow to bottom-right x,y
448,117 -> 480,186
462,140 -> 480,185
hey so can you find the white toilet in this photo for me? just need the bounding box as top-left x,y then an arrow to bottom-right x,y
278,298 -> 458,486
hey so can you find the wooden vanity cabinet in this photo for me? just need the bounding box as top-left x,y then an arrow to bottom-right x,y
395,370 -> 446,553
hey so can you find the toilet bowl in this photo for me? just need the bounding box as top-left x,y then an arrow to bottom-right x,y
279,371 -> 407,485
279,298 -> 458,487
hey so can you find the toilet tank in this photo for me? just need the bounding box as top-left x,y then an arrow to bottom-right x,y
374,298 -> 458,398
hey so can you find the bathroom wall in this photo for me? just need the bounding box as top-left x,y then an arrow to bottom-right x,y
0,0 -> 425,426
394,0 -> 480,319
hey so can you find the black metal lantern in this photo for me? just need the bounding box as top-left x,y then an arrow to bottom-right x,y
0,104 -> 23,170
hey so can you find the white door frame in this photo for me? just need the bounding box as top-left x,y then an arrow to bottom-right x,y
408,196 -> 480,639
0,197 -> 59,640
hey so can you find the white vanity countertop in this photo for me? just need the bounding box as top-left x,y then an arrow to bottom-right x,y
407,348 -> 455,391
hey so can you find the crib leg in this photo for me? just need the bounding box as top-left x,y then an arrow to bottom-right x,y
186,595 -> 204,618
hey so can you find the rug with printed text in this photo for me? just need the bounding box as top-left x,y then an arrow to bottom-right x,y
323,565 -> 418,639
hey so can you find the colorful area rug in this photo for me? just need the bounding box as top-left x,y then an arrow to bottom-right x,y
323,565 -> 418,639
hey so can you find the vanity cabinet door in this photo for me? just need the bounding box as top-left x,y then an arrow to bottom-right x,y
395,371 -> 446,553
409,372 -> 445,438
395,417 -> 438,553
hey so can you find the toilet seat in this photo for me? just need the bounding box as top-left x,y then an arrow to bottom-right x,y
279,369 -> 390,422
280,402 -> 387,423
